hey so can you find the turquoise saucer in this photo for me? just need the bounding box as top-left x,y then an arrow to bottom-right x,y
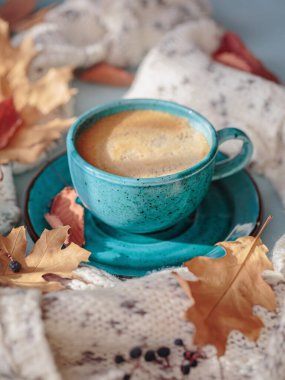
25,153 -> 261,276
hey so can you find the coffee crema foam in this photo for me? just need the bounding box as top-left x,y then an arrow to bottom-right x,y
76,110 -> 210,178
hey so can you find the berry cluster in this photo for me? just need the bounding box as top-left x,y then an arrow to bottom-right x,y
114,339 -> 206,379
114,345 -> 171,379
174,338 -> 206,375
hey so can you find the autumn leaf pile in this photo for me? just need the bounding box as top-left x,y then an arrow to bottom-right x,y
0,226 -> 90,292
0,19 -> 76,165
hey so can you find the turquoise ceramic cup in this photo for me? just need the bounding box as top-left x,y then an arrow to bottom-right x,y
67,99 -> 253,234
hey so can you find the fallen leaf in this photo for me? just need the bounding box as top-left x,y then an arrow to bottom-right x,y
45,187 -> 85,246
213,52 -> 252,73
174,218 -> 276,356
0,20 -> 18,78
212,32 -> 280,83
76,62 -> 134,87
0,117 -> 74,164
0,226 -> 90,292
9,66 -> 76,124
0,0 -> 36,26
11,5 -> 53,33
0,97 -> 22,149
0,18 -> 76,164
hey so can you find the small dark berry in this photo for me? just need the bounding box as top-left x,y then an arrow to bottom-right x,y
9,260 -> 21,273
174,338 -> 184,346
184,351 -> 193,360
191,359 -> 198,367
181,363 -> 191,375
130,346 -> 142,359
144,350 -> 156,362
115,355 -> 125,364
157,347 -> 170,358
123,374 -> 131,380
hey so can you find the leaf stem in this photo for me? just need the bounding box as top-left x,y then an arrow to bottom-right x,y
204,216 -> 272,322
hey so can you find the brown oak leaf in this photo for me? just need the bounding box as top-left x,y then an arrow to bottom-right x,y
45,187 -> 85,246
174,222 -> 276,356
0,18 -> 76,164
0,226 -> 90,292
76,62 -> 134,87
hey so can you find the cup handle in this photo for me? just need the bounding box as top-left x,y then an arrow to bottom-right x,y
212,128 -> 253,181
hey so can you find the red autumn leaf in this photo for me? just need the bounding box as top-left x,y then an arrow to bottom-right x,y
213,52 -> 252,72
76,62 -> 134,87
212,32 -> 280,84
45,187 -> 85,246
0,97 -> 23,149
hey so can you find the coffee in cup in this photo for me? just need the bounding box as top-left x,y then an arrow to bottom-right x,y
68,99 -> 253,233
76,110 -> 210,178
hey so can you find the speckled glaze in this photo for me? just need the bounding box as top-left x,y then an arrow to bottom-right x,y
67,99 -> 253,234
25,154 -> 261,276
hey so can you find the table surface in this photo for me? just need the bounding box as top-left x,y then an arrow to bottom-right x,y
14,0 -> 285,252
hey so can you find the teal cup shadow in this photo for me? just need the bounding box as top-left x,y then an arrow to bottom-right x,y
67,99 -> 253,234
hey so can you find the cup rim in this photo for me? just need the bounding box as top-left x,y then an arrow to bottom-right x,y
67,98 -> 218,186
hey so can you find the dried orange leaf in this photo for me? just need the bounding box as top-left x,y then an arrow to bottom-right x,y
0,226 -> 90,292
0,19 -> 18,77
0,19 -> 76,164
0,227 -> 28,273
175,233 -> 276,356
0,117 -> 75,164
10,67 -> 77,120
0,97 -> 23,149
0,1 -> 36,26
45,187 -> 85,246
77,62 -> 134,87
11,5 -> 53,33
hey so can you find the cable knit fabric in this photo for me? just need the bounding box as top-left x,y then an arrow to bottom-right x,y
125,19 -> 285,206
14,0 -> 211,75
0,288 -> 61,380
0,240 -> 285,380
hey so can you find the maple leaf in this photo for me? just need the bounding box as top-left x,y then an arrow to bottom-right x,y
45,187 -> 85,246
174,220 -> 277,356
0,18 -> 76,165
0,226 -> 90,292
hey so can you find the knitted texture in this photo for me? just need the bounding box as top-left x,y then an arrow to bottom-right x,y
0,288 -> 61,380
14,0 -> 211,75
0,164 -> 20,234
0,240 -> 284,380
126,19 -> 285,205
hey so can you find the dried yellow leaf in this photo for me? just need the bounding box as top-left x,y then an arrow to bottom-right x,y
0,226 -> 90,292
175,234 -> 276,356
0,18 -> 76,164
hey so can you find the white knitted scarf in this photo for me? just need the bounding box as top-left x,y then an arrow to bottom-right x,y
0,241 -> 285,380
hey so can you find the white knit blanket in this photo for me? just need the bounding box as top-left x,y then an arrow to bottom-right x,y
0,241 -> 285,380
15,0 -> 211,75
126,19 -> 285,205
